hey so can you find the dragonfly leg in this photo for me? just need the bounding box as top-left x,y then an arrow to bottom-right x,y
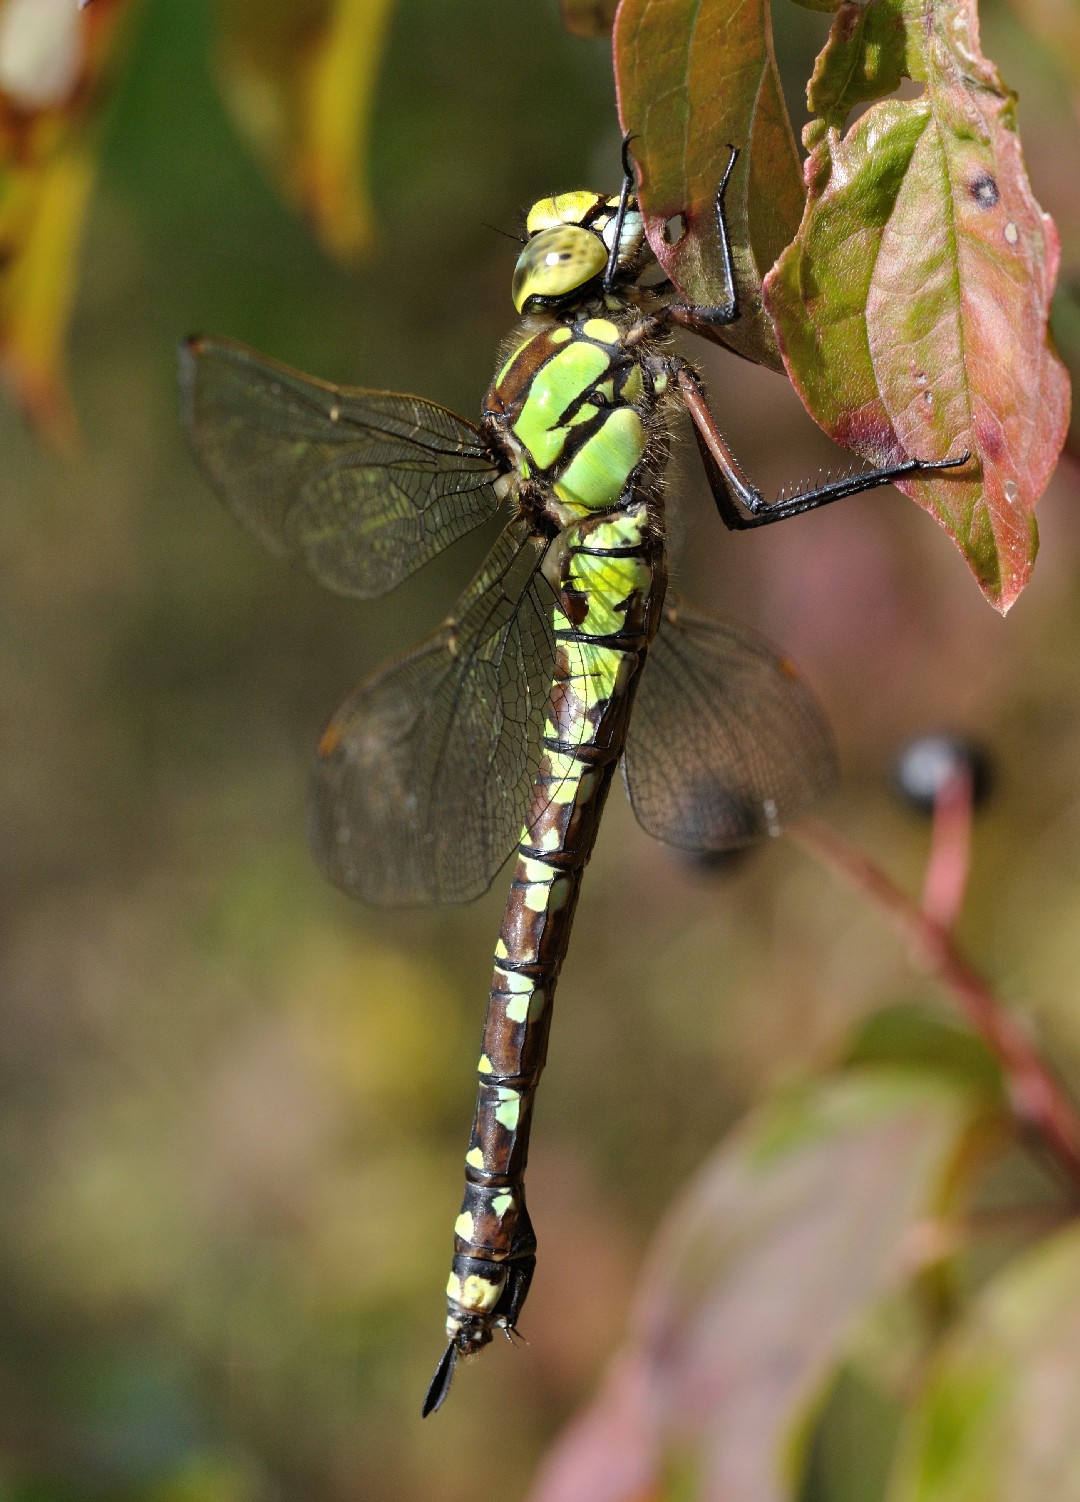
603,133 -> 639,291
665,144 -> 741,336
499,1244 -> 536,1334
676,363 -> 970,531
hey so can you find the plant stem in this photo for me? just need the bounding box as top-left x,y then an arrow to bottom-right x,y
790,815 -> 1080,1196
920,765 -> 973,931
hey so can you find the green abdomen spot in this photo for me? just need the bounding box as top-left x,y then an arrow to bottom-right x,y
554,407 -> 645,512
567,549 -> 651,636
511,343 -> 610,471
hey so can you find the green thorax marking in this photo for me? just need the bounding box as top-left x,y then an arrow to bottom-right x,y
513,341 -> 609,471
489,316 -> 649,516
553,407 -> 644,513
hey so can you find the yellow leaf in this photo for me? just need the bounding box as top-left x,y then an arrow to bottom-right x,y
216,0 -> 395,264
0,141 -> 94,446
0,0 -> 135,445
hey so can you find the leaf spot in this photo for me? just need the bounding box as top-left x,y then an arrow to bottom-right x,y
1004,480 -> 1019,504
1004,221 -> 1019,244
970,174 -> 999,210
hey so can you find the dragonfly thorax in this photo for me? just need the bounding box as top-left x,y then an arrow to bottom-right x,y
485,307 -> 671,525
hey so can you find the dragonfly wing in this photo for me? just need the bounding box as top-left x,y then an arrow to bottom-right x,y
180,335 -> 505,598
623,595 -> 838,851
310,519 -> 557,905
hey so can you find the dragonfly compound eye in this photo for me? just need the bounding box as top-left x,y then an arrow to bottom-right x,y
512,225 -> 607,312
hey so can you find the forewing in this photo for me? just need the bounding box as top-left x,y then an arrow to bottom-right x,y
623,596 -> 838,851
180,335 -> 504,598
310,520 -> 557,905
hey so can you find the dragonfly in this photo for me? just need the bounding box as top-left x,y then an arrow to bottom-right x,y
180,145 -> 965,1415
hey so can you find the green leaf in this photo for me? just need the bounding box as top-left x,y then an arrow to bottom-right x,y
887,1219 -> 1080,1501
806,0 -> 920,127
844,1004 -> 1005,1096
786,0 -> 845,14
762,0 -> 1069,612
613,0 -> 804,370
214,0 -> 394,264
530,1071 -> 985,1502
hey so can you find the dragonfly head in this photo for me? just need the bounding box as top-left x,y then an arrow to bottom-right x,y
512,190 -> 650,313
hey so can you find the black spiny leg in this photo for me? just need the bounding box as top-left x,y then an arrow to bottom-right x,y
603,134 -> 638,291
499,1252 -> 536,1335
667,144 -> 741,337
677,364 -> 969,531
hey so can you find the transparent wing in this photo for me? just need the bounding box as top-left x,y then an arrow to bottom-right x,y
310,519 -> 557,906
180,335 -> 505,598
623,595 -> 838,851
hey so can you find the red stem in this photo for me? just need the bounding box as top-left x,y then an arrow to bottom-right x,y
920,767 -> 973,931
791,816 -> 1080,1195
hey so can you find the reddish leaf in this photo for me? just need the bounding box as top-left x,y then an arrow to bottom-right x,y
560,0 -> 618,39
530,1352 -> 658,1502
762,0 -> 1069,612
530,1073 -> 983,1502
613,0 -> 804,370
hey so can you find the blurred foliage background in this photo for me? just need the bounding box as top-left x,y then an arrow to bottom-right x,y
2,1 -> 1080,1499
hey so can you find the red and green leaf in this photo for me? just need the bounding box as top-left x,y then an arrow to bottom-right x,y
613,0 -> 804,370
762,0 -> 1069,611
530,1071 -> 987,1502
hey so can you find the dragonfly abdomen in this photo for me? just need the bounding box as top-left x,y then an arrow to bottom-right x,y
439,499 -> 666,1379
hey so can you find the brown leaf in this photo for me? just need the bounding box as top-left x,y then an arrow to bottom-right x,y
613,0 -> 804,370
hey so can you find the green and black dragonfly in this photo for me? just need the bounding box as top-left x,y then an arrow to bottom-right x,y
181,146 -> 965,1414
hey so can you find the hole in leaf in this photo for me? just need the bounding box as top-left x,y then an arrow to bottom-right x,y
847,76 -> 925,129
663,213 -> 687,246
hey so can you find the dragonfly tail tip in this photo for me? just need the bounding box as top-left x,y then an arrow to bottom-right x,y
421,1342 -> 458,1418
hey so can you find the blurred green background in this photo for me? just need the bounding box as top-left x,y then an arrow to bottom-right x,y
2,1 -> 1079,1498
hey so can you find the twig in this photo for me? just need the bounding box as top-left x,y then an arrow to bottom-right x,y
790,815 -> 1080,1196
920,765 -> 973,931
